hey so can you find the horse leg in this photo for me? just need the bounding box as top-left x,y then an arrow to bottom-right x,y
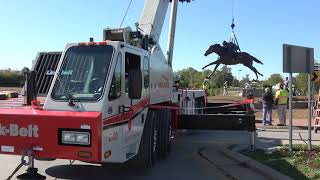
207,63 -> 221,79
246,65 -> 263,80
202,60 -> 220,69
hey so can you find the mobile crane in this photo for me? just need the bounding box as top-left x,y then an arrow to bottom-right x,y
0,1 -> 255,179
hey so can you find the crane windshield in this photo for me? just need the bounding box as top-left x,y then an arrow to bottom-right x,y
51,45 -> 114,101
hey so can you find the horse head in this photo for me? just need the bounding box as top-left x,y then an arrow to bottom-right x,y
204,44 -> 223,56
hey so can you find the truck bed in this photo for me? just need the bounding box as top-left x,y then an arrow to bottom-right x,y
0,96 -> 46,109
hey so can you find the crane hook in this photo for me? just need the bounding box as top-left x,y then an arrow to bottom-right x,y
231,18 -> 235,30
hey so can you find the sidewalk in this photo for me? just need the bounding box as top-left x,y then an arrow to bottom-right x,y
256,118 -> 315,130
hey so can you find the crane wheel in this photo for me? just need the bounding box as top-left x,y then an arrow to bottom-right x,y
152,109 -> 160,164
159,109 -> 171,158
135,110 -> 156,168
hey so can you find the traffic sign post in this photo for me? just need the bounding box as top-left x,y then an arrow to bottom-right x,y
283,44 -> 314,152
308,73 -> 312,150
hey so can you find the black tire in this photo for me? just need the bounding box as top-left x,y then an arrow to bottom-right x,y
158,109 -> 166,158
166,109 -> 172,156
135,110 -> 155,168
152,109 -> 161,163
159,109 -> 172,158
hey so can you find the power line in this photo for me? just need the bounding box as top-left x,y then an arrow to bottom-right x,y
120,0 -> 133,28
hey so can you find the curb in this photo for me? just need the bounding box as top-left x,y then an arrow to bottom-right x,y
256,125 -> 309,130
220,147 -> 293,180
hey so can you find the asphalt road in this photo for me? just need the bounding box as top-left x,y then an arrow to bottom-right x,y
0,130 -> 274,180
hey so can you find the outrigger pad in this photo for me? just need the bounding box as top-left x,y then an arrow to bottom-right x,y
16,168 -> 46,180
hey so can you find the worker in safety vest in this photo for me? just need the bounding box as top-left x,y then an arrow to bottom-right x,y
203,78 -> 210,95
275,83 -> 288,126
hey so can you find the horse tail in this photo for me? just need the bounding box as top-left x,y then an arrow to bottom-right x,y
242,52 -> 263,65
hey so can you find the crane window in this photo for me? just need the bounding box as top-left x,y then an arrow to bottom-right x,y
143,56 -> 149,88
108,52 -> 122,100
125,52 -> 141,93
51,45 -> 113,101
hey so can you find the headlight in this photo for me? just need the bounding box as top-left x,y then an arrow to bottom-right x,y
76,133 -> 90,144
61,131 -> 90,146
62,132 -> 76,143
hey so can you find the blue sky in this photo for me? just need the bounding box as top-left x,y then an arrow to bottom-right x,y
0,0 -> 319,80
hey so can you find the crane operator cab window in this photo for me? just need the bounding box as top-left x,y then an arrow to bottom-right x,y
108,52 -> 122,100
51,45 -> 114,101
125,52 -> 141,94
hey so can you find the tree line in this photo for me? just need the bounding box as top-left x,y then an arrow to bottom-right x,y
0,66 -> 317,96
0,67 -> 30,87
175,66 -> 320,96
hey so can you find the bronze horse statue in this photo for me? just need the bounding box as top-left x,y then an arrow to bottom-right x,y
202,43 -> 263,80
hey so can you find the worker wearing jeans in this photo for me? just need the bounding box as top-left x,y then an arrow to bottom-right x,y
275,84 -> 288,126
262,87 -> 274,125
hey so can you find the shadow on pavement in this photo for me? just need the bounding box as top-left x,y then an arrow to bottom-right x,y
45,161 -> 148,180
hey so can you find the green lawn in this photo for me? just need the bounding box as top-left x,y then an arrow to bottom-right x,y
242,145 -> 320,180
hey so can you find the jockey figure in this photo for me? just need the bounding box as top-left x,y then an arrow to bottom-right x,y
222,41 -> 239,57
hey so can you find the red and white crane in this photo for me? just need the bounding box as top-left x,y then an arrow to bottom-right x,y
0,0 -> 207,179
0,1 -> 256,179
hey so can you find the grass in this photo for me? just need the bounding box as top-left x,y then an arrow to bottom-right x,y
243,145 -> 320,180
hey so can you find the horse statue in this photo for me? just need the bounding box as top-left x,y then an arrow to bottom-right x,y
202,43 -> 263,80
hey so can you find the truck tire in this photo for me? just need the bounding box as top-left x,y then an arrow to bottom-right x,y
135,109 -> 156,168
152,109 -> 161,163
159,109 -> 171,158
157,109 -> 165,158
165,109 -> 172,156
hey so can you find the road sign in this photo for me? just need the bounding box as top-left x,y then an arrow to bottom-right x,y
312,71 -> 320,82
283,44 -> 315,152
283,44 -> 314,73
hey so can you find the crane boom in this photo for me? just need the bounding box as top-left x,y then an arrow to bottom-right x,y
139,0 -> 169,45
167,0 -> 178,67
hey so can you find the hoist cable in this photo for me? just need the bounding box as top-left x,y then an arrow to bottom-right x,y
120,0 -> 133,28
229,0 -> 241,52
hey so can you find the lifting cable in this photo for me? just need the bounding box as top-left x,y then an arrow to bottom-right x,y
229,0 -> 241,52
230,18 -> 241,53
120,0 -> 133,28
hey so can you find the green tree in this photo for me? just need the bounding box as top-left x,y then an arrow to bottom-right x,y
175,66 -> 237,96
240,74 -> 250,87
267,74 -> 283,86
295,73 -> 308,95
21,67 -> 30,75
0,70 -> 24,87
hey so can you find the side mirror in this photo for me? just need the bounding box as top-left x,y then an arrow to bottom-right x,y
128,69 -> 142,99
